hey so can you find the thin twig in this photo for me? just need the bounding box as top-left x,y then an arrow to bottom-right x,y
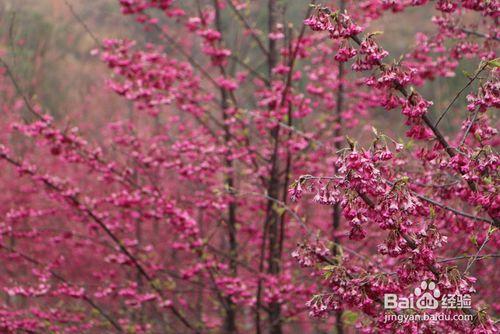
224,0 -> 270,57
63,0 -> 101,47
384,180 -> 495,225
434,62 -> 487,127
438,253 -> 499,263
230,54 -> 269,84
464,227 -> 495,274
0,57 -> 43,120
459,108 -> 480,146
459,27 -> 500,42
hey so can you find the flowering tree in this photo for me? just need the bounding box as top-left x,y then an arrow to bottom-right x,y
0,0 -> 498,333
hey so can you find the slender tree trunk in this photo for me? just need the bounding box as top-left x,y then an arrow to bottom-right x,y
265,2 -> 282,333
255,1 -> 281,333
213,2 -> 238,332
333,2 -> 346,334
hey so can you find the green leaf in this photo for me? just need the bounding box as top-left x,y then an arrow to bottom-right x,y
335,244 -> 344,259
322,265 -> 337,271
470,235 -> 478,247
341,310 -> 359,326
272,203 -> 286,216
429,206 -> 436,219
487,57 -> 500,68
404,140 -> 414,151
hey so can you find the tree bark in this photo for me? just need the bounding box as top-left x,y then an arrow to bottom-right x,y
265,2 -> 282,333
214,1 -> 238,332
333,2 -> 345,333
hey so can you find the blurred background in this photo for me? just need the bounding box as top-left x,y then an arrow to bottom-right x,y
0,0 -> 479,139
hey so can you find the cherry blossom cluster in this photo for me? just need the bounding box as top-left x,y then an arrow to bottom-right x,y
290,1 -> 499,332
